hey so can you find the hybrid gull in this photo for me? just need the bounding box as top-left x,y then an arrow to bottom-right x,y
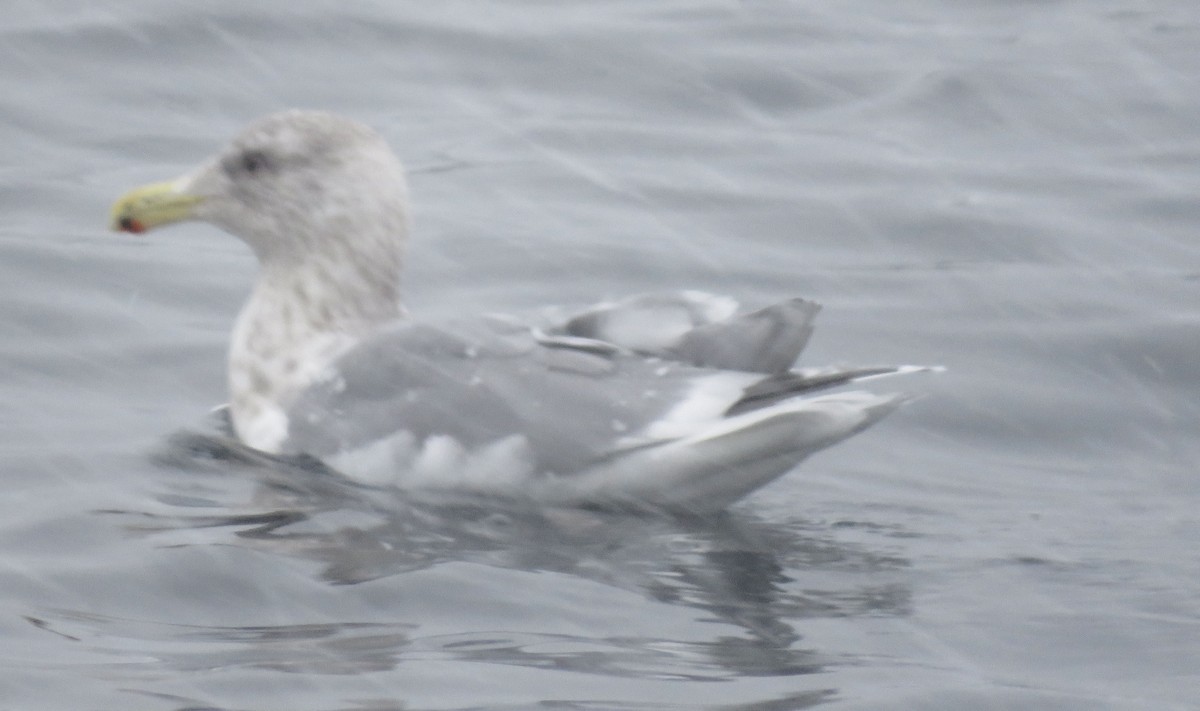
110,110 -> 925,511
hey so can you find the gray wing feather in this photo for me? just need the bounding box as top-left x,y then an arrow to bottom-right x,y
725,365 -> 912,415
561,291 -> 737,355
669,299 -> 819,373
284,319 -> 724,474
562,292 -> 820,373
283,307 -> 913,482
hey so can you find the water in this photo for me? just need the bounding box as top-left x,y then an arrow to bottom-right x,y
2,2 -> 1198,709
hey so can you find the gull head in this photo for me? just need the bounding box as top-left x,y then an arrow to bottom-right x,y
110,111 -> 414,452
110,110 -> 410,266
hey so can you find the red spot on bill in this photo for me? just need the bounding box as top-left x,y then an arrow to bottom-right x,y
118,216 -> 145,234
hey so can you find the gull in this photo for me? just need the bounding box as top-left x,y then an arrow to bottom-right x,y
111,110 -> 926,511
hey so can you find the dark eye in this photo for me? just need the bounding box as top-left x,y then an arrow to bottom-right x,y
240,150 -> 271,174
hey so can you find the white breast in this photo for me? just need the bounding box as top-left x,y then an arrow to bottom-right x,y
227,284 -> 360,453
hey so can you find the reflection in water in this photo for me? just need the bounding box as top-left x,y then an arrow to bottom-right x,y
26,612 -> 416,675
53,429 -> 912,707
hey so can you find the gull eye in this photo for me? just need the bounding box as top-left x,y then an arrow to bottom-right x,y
240,150 -> 271,175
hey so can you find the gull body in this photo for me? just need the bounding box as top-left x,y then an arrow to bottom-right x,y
111,110 -> 923,511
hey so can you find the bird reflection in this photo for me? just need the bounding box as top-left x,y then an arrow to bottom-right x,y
87,423 -> 913,691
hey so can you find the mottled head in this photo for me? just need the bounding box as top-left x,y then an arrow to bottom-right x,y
111,110 -> 409,266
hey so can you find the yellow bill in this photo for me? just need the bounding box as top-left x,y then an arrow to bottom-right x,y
110,179 -> 203,234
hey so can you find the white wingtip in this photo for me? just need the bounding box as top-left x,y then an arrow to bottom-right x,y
854,364 -> 945,382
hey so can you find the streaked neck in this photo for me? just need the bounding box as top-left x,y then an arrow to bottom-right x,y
227,250 -> 404,452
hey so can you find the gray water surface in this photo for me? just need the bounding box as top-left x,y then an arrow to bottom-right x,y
2,2 -> 1198,709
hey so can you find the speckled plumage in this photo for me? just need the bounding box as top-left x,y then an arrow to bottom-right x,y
172,111 -> 409,450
